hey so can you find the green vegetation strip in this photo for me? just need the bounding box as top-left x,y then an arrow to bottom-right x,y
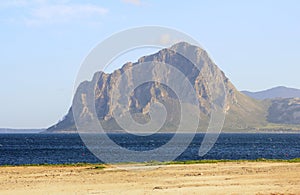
161,158 -> 300,165
1,158 -> 300,168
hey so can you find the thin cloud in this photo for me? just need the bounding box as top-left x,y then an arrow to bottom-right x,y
0,0 -> 49,8
0,1 -> 108,26
121,0 -> 141,6
0,0 -> 27,7
28,4 -> 108,24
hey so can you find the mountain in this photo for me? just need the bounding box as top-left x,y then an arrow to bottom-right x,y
47,42 -> 268,133
267,98 -> 300,125
242,86 -> 300,100
241,87 -> 300,125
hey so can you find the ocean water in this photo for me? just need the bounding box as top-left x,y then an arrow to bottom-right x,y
0,133 -> 299,165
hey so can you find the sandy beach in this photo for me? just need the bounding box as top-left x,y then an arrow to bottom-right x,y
0,162 -> 299,195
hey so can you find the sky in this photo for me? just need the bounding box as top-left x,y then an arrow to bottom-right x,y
0,0 -> 299,129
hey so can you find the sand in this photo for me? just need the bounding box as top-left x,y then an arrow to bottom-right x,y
0,162 -> 299,195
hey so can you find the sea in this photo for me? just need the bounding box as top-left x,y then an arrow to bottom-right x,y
0,133 -> 299,165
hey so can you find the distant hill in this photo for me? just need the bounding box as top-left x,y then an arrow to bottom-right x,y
267,98 -> 300,124
0,128 -> 44,134
242,86 -> 300,100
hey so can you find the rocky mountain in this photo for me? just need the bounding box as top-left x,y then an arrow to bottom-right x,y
241,87 -> 300,126
267,98 -> 300,124
47,42 -> 269,133
242,86 -> 300,100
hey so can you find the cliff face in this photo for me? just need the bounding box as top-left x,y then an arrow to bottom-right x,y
47,42 -> 267,132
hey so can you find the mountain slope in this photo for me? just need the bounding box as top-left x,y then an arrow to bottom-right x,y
47,42 -> 267,133
242,86 -> 300,100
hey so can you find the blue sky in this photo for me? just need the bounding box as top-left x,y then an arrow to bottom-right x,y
0,0 -> 299,128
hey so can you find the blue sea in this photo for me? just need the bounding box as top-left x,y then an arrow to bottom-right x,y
0,133 -> 299,165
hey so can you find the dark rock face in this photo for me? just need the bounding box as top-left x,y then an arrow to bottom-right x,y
47,42 -> 266,132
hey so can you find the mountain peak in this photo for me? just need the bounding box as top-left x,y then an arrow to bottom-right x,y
169,42 -> 206,54
169,41 -> 193,48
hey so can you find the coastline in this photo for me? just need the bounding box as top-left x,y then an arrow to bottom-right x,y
41,130 -> 300,134
1,158 -> 300,167
1,161 -> 299,194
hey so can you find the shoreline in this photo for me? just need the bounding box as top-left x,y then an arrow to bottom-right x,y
1,158 -> 299,167
4,131 -> 300,134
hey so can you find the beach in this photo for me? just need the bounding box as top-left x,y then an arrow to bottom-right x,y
0,161 -> 299,195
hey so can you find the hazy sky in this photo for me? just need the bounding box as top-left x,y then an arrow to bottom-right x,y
1,0 -> 299,128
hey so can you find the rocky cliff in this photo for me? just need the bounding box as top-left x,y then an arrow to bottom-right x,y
47,42 -> 267,132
